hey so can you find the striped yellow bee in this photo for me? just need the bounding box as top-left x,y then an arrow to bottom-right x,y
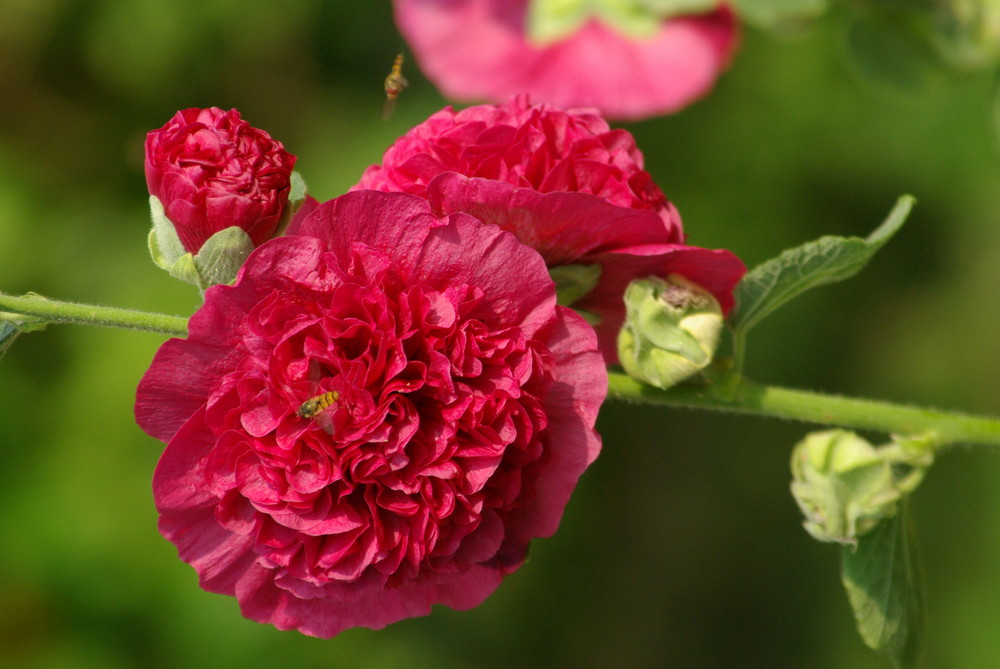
297,390 -> 339,419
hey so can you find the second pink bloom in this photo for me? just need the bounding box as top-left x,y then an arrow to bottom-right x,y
354,96 -> 745,362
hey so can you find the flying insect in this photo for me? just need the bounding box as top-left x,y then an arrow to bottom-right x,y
382,53 -> 408,120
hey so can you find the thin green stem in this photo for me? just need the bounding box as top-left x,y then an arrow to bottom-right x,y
0,293 -> 188,336
731,329 -> 747,378
608,371 -> 1000,448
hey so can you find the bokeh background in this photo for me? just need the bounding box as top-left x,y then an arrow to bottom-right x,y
2,2 -> 1000,668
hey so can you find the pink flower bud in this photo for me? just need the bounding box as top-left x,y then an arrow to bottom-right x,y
144,107 -> 296,254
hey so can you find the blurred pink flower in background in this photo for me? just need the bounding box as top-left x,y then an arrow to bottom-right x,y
393,0 -> 739,120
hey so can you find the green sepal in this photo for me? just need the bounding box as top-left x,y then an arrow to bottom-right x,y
731,195 -> 913,352
633,0 -> 719,17
166,252 -> 201,287
148,195 -> 187,270
550,263 -> 602,308
841,501 -> 925,668
526,0 -> 720,44
148,196 -> 257,290
273,170 -> 308,238
527,0 -> 591,45
191,226 -> 256,287
732,0 -> 828,33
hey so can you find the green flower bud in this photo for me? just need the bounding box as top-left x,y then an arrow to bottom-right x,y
932,0 -> 1000,68
790,430 -> 935,547
616,274 -> 723,389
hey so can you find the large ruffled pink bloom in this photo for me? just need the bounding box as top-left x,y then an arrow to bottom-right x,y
135,190 -> 605,638
145,107 -> 296,253
393,0 -> 739,120
353,96 -> 745,362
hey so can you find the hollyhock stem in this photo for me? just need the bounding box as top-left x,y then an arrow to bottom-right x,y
607,371 -> 1000,448
0,293 -> 188,336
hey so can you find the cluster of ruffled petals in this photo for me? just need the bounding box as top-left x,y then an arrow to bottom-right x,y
136,191 -> 605,638
393,0 -> 739,120
354,96 -> 745,361
357,94 -> 679,230
144,107 -> 296,253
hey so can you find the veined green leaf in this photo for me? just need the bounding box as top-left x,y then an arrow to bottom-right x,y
731,195 -> 913,339
841,501 -> 925,668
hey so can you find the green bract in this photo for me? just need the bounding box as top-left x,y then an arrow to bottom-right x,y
147,172 -> 308,291
617,274 -> 723,389
550,263 -> 602,312
148,196 -> 256,291
732,0 -> 828,33
526,0 -> 720,45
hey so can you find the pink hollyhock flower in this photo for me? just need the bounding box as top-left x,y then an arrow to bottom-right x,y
135,190 -> 605,638
355,94 -> 680,231
145,107 -> 296,254
353,96 -> 746,362
393,0 -> 739,120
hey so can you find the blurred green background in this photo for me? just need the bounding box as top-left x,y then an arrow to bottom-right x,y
2,2 -> 999,667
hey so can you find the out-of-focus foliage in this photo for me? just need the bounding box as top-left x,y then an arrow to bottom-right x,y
2,2 -> 1000,668
842,0 -> 1000,100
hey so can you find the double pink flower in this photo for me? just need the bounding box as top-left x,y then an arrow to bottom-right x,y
137,191 -> 605,637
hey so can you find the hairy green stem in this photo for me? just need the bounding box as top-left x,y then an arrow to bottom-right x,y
0,293 -> 188,336
607,371 -> 1000,447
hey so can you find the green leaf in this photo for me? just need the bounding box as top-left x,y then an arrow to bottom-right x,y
844,13 -> 947,98
731,195 -> 914,340
0,320 -> 21,362
550,263 -> 602,308
841,501 -> 925,668
0,305 -> 48,362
